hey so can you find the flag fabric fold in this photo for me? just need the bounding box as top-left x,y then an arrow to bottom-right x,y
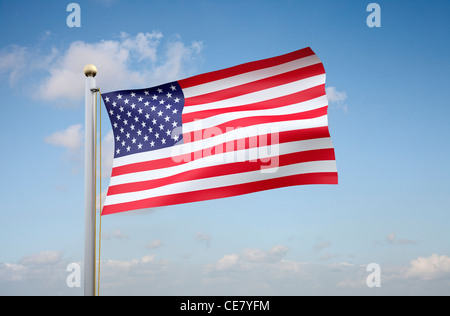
101,47 -> 338,215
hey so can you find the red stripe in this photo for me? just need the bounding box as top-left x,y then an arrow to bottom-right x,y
178,47 -> 315,89
107,148 -> 336,195
183,84 -> 326,123
183,63 -> 325,107
184,106 -> 328,143
111,126 -> 331,176
102,171 -> 338,215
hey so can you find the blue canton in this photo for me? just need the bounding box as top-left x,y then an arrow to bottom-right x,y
102,81 -> 184,158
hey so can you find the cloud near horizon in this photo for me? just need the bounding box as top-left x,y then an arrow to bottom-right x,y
1,249 -> 450,295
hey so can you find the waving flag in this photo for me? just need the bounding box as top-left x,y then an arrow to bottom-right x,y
101,47 -> 338,215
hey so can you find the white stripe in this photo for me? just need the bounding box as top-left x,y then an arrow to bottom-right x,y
111,115 -> 329,168
182,55 -> 322,98
182,74 -> 326,114
109,137 -> 334,186
104,160 -> 337,206
182,95 -> 328,133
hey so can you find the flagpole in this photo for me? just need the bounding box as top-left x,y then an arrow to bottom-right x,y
83,64 -> 98,296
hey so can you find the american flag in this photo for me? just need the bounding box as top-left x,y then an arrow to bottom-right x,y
101,47 -> 338,215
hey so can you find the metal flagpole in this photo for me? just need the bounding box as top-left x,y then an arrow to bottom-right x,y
83,64 -> 98,296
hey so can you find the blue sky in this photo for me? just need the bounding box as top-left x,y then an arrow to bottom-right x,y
1,0 -> 449,295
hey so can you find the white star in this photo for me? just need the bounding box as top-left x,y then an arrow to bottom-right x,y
174,98 -> 180,103
166,92 -> 172,98
157,88 -> 163,93
109,109 -> 114,115
159,99 -> 165,105
121,141 -> 126,147
172,121 -> 178,127
150,141 -> 155,147
145,113 -> 150,120
138,143 -> 143,149
130,92 -> 136,97
124,98 -> 129,104
123,119 -> 128,125
127,111 -> 132,117
161,138 -> 166,144
116,149 -> 120,154
165,104 -> 172,110
117,94 -> 122,99
148,127 -> 153,133
152,119 -> 157,125
137,130 -> 142,136
127,146 -> 131,152
170,85 -> 176,91
166,129 -> 171,136
155,133 -> 160,139
164,115 -> 170,122
119,106 -> 124,112
151,105 -> 156,112
132,138 -> 137,144
157,110 -> 163,117
172,109 -> 178,114
152,95 -> 158,100
131,103 -> 136,109
105,96 -> 110,102
144,91 -> 149,95
141,121 -> 146,128
130,124 -> 135,130
134,116 -> 139,122
143,135 -> 149,141
159,124 -> 164,130
173,134 -> 179,141
116,135 -> 120,141
126,133 -> 130,139
138,108 -> 143,114
144,101 -> 149,106
138,97 -> 143,102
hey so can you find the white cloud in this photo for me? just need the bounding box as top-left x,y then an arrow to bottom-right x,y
404,254 -> 450,281
45,124 -> 83,152
0,45 -> 29,85
209,245 -> 288,273
241,245 -> 288,263
45,124 -> 84,172
0,32 -> 203,107
215,254 -> 239,271
386,233 -> 416,245
19,250 -> 64,266
0,250 -> 72,295
120,31 -> 162,63
146,239 -> 163,249
326,86 -> 347,103
45,124 -> 114,178
326,86 -> 348,114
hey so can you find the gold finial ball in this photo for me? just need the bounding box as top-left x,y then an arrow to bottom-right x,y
83,64 -> 98,77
